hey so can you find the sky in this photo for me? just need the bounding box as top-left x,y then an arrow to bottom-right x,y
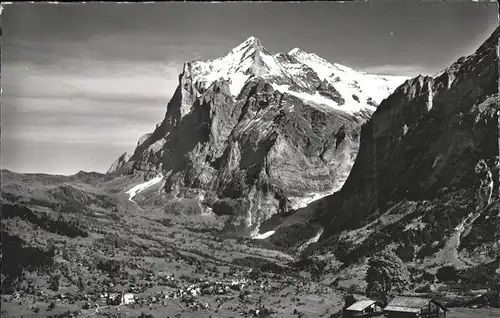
1,2 -> 498,175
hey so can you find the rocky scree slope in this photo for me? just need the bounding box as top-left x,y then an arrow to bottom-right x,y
110,37 -> 407,236
295,27 -> 499,268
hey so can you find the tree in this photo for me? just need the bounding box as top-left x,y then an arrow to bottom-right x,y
365,250 -> 411,303
47,301 -> 56,311
49,274 -> 60,292
343,294 -> 357,309
436,265 -> 458,282
77,275 -> 86,291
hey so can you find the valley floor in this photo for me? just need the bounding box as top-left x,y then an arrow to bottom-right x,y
447,307 -> 500,318
1,195 -> 344,318
1,171 -> 499,318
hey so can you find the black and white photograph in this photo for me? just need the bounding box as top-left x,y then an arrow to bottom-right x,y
1,2 -> 499,317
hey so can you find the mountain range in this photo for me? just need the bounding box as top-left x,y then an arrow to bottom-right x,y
107,36 -> 408,236
1,27 -> 499,317
277,27 -> 499,273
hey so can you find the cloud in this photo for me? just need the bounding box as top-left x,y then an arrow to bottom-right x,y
5,123 -> 151,146
360,64 -> 432,77
2,96 -> 163,145
1,139 -> 130,175
3,95 -> 164,124
3,60 -> 182,102
1,29 -> 232,174
1,53 -> 180,173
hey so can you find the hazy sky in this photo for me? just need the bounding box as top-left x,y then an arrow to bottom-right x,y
2,2 -> 498,175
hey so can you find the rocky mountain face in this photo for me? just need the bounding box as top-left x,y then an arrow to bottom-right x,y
111,37 -> 407,236
296,27 -> 499,268
107,152 -> 131,174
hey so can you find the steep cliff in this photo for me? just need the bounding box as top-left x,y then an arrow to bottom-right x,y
297,27 -> 499,267
112,37 -> 407,235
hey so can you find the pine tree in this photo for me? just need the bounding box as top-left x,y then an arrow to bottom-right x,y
49,274 -> 60,292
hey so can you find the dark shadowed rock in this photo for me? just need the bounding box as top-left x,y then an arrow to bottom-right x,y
305,27 -> 499,240
282,27 -> 499,269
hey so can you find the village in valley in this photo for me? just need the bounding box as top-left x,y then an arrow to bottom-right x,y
1,175 -> 499,318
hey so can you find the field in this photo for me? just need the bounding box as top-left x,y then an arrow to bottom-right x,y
448,307 -> 500,318
0,174 -> 345,317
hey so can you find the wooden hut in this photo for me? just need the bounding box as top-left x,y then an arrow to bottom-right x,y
383,296 -> 448,318
344,299 -> 384,317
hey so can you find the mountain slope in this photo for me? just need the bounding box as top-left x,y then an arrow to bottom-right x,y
293,27 -> 499,269
114,37 -> 407,236
107,152 -> 131,174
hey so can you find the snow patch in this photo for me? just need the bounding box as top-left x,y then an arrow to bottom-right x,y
289,189 -> 338,210
288,49 -> 408,106
260,52 -> 283,75
251,230 -> 276,240
271,83 -> 336,108
229,73 -> 250,96
271,83 -> 376,114
126,174 -> 164,203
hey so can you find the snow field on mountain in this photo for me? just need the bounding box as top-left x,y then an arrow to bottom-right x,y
126,174 -> 164,203
251,230 -> 276,240
186,37 -> 408,112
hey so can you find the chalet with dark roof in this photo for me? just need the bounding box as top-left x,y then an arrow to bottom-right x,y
343,299 -> 384,317
383,296 -> 448,318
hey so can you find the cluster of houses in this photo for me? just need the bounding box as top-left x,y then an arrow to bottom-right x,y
343,296 -> 448,318
98,276 -> 260,311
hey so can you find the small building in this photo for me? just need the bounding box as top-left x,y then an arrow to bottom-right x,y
121,293 -> 135,305
106,292 -> 135,306
384,296 -> 448,318
106,293 -> 122,306
344,299 -> 384,317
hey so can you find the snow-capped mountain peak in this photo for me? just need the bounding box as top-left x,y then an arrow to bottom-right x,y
186,37 -> 284,98
184,37 -> 409,115
231,36 -> 262,53
288,47 -> 303,55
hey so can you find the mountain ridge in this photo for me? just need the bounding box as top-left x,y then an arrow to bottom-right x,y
2,31 -> 499,317
108,36 -> 409,236
273,27 -> 500,273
